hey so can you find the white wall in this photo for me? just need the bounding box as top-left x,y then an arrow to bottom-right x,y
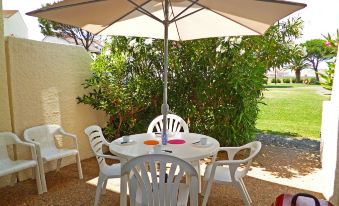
4,12 -> 28,38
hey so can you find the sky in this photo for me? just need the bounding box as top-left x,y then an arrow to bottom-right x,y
2,0 -> 339,42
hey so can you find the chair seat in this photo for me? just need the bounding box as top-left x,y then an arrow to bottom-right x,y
41,148 -> 78,162
204,164 -> 245,183
101,163 -> 121,177
0,159 -> 37,177
135,183 -> 189,206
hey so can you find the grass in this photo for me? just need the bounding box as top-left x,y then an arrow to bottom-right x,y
256,83 -> 329,140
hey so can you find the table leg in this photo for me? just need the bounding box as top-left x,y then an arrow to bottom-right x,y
190,160 -> 201,193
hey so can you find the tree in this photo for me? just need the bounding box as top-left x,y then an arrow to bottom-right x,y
285,45 -> 309,82
303,39 -> 335,81
38,4 -> 97,51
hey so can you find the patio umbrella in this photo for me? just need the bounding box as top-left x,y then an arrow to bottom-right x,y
27,0 -> 306,144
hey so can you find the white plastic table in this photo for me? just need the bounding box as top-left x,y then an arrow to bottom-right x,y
109,132 -> 220,192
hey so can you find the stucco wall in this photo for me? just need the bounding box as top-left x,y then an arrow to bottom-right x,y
1,37 -> 106,185
0,0 -> 12,132
0,0 -> 13,188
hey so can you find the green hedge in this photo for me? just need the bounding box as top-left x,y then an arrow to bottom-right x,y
271,78 -> 281,83
282,78 -> 291,83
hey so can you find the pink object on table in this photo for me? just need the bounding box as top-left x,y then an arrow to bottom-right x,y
168,139 -> 186,144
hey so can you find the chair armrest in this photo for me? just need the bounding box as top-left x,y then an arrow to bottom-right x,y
16,141 -> 38,161
24,138 -> 41,147
97,154 -> 127,163
214,159 -> 246,167
59,129 -> 78,149
218,147 -> 243,160
17,141 -> 35,149
59,130 -> 76,139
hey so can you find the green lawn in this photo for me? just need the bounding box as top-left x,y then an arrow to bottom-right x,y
256,83 -> 329,139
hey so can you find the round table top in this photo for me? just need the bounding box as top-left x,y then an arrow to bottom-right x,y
109,133 -> 220,162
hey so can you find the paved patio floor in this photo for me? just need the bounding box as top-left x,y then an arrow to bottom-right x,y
0,144 -> 324,206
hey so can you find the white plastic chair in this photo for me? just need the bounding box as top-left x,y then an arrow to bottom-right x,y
147,114 -> 189,133
0,132 -> 43,194
84,125 -> 126,206
120,154 -> 198,206
24,124 -> 83,192
147,114 -> 204,192
202,141 -> 262,206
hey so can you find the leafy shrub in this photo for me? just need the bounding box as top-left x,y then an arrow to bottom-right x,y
271,78 -> 281,83
291,77 -> 296,83
291,77 -> 303,83
78,37 -> 266,146
319,62 -> 335,90
282,78 -> 291,83
304,77 -> 319,85
78,18 -> 303,146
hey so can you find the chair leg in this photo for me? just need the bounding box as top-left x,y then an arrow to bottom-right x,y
235,181 -> 251,206
240,179 -> 252,203
56,158 -> 62,172
190,160 -> 201,193
202,178 -> 214,206
34,166 -> 43,194
10,173 -> 17,186
76,153 -> 83,179
38,158 -> 48,193
102,179 -> 108,195
32,168 -> 36,179
94,173 -> 106,206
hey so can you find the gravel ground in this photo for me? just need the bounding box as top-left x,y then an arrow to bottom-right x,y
0,135 -> 324,206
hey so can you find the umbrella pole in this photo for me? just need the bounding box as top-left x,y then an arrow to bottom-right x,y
161,0 -> 169,145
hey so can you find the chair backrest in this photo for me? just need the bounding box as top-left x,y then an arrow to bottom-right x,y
0,132 -> 21,160
121,154 -> 198,206
147,114 -> 189,133
24,124 -> 62,149
84,125 -> 108,168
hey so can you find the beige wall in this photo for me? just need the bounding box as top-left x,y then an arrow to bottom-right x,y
0,0 -> 13,187
1,37 -> 106,185
0,0 -> 12,132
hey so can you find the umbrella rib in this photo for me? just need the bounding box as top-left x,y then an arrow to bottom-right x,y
169,0 -> 199,24
94,0 -> 159,35
26,0 -> 106,15
258,0 -> 306,7
187,0 -> 262,35
168,0 -> 182,41
172,7 -> 203,23
127,0 -> 163,23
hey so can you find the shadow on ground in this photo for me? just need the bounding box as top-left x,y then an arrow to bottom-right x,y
252,145 -> 320,179
265,85 -> 293,88
0,147 -> 324,206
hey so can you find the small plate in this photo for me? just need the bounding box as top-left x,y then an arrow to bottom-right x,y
114,139 -> 135,146
192,142 -> 213,148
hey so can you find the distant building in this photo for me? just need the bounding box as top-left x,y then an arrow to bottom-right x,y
3,10 -> 28,38
42,35 -> 103,54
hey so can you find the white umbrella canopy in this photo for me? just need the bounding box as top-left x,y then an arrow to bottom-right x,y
28,0 -> 306,40
27,0 -> 306,143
